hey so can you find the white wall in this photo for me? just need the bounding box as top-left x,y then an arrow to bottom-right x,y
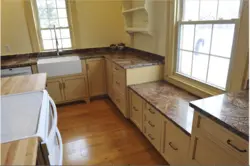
132,1 -> 167,56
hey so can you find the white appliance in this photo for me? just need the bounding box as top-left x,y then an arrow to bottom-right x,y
1,66 -> 32,77
1,90 -> 63,165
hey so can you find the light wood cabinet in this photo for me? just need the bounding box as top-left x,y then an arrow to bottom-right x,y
63,75 -> 88,101
161,117 -> 190,165
130,90 -> 143,131
189,111 -> 248,165
46,78 -> 64,103
86,58 -> 106,97
105,58 -> 113,99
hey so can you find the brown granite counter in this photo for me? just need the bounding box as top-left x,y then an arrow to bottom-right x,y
190,90 -> 249,141
129,81 -> 199,135
1,49 -> 164,70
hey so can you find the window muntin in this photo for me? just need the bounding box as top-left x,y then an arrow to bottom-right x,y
176,0 -> 241,89
35,0 -> 72,50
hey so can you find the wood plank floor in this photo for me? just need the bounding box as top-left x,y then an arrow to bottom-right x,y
57,99 -> 168,165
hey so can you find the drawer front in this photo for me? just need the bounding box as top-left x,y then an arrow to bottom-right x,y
113,90 -> 126,116
144,103 -> 160,126
113,71 -> 126,95
112,63 -> 123,73
162,118 -> 190,165
143,122 -> 161,151
193,112 -> 249,163
130,91 -> 143,130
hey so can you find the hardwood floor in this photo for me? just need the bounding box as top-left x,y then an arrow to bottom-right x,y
57,99 -> 168,165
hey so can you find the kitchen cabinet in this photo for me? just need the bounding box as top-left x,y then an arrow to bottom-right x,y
161,117 -> 190,165
130,90 -> 143,131
86,58 -> 106,97
46,78 -> 64,103
105,58 -> 113,99
47,75 -> 88,104
188,112 -> 249,165
63,75 -> 88,101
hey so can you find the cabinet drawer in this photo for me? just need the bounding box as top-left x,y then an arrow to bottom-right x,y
144,103 -> 159,125
113,71 -> 126,95
113,90 -> 126,116
130,91 -> 143,130
112,63 -> 123,73
162,118 -> 190,165
143,121 -> 161,151
193,112 -> 249,163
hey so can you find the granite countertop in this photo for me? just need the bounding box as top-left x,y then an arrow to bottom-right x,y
190,90 -> 249,141
129,81 -> 199,135
1,51 -> 164,70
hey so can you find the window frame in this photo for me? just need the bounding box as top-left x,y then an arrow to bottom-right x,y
33,0 -> 73,51
164,0 -> 248,98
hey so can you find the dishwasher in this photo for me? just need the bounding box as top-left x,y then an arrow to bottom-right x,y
1,66 -> 32,77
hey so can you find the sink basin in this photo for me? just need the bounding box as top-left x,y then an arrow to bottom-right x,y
37,56 -> 82,77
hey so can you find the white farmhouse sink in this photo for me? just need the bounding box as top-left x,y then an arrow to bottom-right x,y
37,56 -> 82,77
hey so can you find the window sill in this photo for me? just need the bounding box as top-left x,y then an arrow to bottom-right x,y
164,74 -> 225,98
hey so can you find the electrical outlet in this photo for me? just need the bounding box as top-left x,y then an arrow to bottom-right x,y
5,45 -> 11,53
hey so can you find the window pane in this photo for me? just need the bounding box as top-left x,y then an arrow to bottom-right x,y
194,24 -> 212,54
47,8 -> 58,18
46,0 -> 57,8
58,9 -> 67,18
40,19 -> 50,28
49,19 -> 59,28
183,0 -> 199,21
60,29 -> 70,38
199,0 -> 218,20
178,50 -> 192,75
192,53 -> 209,81
59,18 -> 68,27
43,40 -> 53,50
211,24 -> 235,58
62,39 -> 72,48
217,0 -> 240,19
51,29 -> 61,39
41,30 -> 51,40
179,25 -> 195,51
52,39 -> 62,49
207,56 -> 230,88
37,0 -> 46,8
57,0 -> 66,8
38,8 -> 48,18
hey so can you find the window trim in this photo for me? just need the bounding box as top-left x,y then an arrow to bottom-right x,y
164,0 -> 248,98
33,0 -> 73,51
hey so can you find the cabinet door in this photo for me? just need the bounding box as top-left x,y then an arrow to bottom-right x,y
47,78 -> 64,103
87,58 -> 106,97
63,75 -> 88,101
105,58 -> 113,99
189,132 -> 244,166
130,90 -> 143,131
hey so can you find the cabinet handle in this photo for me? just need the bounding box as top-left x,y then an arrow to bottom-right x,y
116,81 -> 120,85
148,134 -> 154,140
115,67 -> 119,70
133,106 -> 138,111
148,108 -> 155,114
148,121 -> 155,127
169,142 -> 178,151
227,139 -> 247,153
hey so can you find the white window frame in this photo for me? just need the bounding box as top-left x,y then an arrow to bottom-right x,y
33,0 -> 72,51
164,0 -> 248,97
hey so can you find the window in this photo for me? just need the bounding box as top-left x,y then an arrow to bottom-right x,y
176,0 -> 241,89
35,0 -> 72,50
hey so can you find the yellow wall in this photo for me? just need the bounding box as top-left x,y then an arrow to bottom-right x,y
1,0 -> 33,56
73,0 -> 130,48
1,0 -> 130,56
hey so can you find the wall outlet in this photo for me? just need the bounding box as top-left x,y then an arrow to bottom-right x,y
5,45 -> 11,53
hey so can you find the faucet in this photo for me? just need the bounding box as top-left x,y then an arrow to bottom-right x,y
53,25 -> 60,56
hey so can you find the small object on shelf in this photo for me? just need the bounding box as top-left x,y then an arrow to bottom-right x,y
109,44 -> 117,51
117,43 -> 126,51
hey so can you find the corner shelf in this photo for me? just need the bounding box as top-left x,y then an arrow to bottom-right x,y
125,27 -> 149,34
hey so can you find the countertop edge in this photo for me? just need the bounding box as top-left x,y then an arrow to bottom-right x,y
189,102 -> 249,141
129,86 -> 191,136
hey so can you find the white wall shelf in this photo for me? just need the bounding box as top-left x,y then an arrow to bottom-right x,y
122,7 -> 145,14
125,27 -> 149,34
